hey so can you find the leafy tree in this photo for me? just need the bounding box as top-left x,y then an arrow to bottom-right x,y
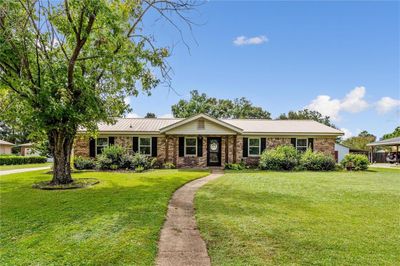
278,109 -> 336,128
341,130 -> 376,151
0,0 -> 195,185
171,90 -> 271,119
381,127 -> 400,140
0,121 -> 30,144
144,112 -> 156,118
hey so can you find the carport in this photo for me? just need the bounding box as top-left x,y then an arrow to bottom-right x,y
367,137 -> 400,163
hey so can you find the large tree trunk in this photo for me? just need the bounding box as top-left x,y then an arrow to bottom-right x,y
49,130 -> 75,185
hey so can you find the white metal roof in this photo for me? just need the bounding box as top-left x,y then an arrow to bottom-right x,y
366,137 -> 400,147
0,140 -> 14,146
79,115 -> 343,136
221,119 -> 343,135
88,118 -> 182,132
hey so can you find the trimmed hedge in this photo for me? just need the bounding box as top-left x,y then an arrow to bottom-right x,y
259,145 -> 300,171
0,156 -> 47,165
341,154 -> 369,171
300,149 -> 336,171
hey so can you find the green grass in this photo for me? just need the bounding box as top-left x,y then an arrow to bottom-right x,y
0,162 -> 52,171
196,169 -> 400,265
0,169 -> 209,265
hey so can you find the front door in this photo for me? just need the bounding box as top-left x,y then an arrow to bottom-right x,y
207,137 -> 221,166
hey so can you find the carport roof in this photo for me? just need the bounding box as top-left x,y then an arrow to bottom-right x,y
366,137 -> 400,147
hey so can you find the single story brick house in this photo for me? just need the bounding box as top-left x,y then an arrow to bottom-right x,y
74,114 -> 343,167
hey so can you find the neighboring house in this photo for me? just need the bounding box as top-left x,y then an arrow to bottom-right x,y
0,140 -> 14,155
19,143 -> 40,156
335,143 -> 349,163
74,113 -> 343,168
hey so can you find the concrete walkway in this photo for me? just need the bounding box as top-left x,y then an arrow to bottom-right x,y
0,166 -> 51,176
156,169 -> 224,266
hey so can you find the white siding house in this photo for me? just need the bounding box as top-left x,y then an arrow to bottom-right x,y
335,143 -> 349,163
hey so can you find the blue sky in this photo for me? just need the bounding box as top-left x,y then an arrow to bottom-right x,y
127,0 -> 399,139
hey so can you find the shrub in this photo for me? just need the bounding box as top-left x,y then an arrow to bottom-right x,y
259,145 -> 299,171
0,155 -> 47,165
135,165 -> 145,173
95,145 -> 125,170
341,154 -> 369,171
163,162 -> 176,169
73,156 -> 95,170
120,154 -> 134,169
130,152 -> 154,170
300,149 -> 336,171
224,162 -> 245,170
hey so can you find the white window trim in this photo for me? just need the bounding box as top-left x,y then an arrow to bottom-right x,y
96,137 -> 109,156
184,137 -> 197,157
248,137 -> 261,157
296,138 -> 308,151
139,137 -> 152,156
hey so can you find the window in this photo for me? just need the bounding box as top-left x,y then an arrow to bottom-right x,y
96,137 -> 108,155
248,138 -> 260,156
139,137 -> 151,155
185,137 -> 197,156
296,138 -> 308,153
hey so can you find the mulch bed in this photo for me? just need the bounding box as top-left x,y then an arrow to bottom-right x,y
32,178 -> 99,190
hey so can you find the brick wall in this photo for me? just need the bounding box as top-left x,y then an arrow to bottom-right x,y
314,138 -> 336,157
267,138 -> 291,148
115,136 -> 133,154
74,136 -> 89,157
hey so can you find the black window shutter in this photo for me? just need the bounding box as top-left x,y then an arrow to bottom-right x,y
152,137 -> 158,157
291,138 -> 296,147
261,138 -> 266,153
89,138 -> 96,158
243,137 -> 248,157
132,137 -> 139,153
197,137 -> 203,157
308,138 -> 314,151
179,137 -> 184,157
109,137 -> 115,145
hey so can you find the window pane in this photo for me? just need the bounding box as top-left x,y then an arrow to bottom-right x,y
297,147 -> 307,153
186,147 -> 196,155
249,147 -> 260,155
297,139 -> 307,147
140,146 -> 151,155
97,138 -> 108,146
140,137 -> 150,145
249,138 -> 259,147
186,138 -> 196,146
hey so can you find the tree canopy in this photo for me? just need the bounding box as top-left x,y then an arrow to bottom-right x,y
341,130 -> 376,151
381,127 -> 400,140
0,0 -> 195,184
144,112 -> 156,118
171,90 -> 271,119
277,109 -> 336,128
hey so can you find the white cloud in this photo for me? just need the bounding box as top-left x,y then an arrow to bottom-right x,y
340,128 -> 353,140
306,95 -> 341,120
126,113 -> 140,118
233,35 -> 268,46
340,86 -> 368,113
305,86 -> 369,121
159,113 -> 174,118
375,97 -> 400,114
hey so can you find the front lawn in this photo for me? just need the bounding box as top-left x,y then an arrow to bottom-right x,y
0,162 -> 52,171
0,169 -> 209,265
196,169 -> 400,265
